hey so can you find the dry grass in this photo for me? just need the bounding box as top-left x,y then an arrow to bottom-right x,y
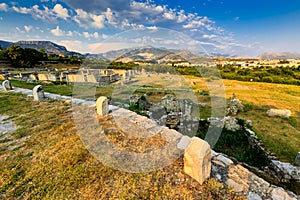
0,92 -> 245,199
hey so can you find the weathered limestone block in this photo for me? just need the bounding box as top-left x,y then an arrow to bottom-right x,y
96,96 -> 109,116
271,187 -> 297,200
184,137 -> 211,184
160,127 -> 183,143
177,135 -> 192,150
227,164 -> 250,193
267,109 -> 291,118
32,85 -> 45,101
295,152 -> 300,166
2,80 -> 12,91
212,153 -> 234,168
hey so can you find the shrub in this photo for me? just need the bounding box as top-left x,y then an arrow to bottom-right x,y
261,76 -> 274,83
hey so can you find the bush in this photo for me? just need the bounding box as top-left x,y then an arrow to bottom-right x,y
243,102 -> 253,112
261,76 -> 274,83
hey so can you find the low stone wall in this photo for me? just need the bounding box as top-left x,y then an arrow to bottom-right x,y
211,151 -> 299,200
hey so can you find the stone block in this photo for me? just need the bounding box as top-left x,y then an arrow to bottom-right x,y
32,85 -> 45,101
177,135 -> 192,150
96,96 -> 109,116
2,80 -> 12,91
271,187 -> 297,200
184,137 -> 211,184
212,154 -> 234,168
160,127 -> 183,142
267,109 -> 291,118
227,164 -> 250,193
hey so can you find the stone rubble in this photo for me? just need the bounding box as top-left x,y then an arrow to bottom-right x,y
270,160 -> 300,181
211,151 -> 299,200
208,116 -> 242,131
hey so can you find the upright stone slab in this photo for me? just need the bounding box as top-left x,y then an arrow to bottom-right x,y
184,137 -> 211,184
33,85 -> 45,101
295,152 -> 300,166
96,96 -> 109,116
2,80 -> 12,91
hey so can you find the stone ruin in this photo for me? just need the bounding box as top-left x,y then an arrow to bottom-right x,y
2,80 -> 12,91
126,94 -> 200,137
32,85 -> 45,101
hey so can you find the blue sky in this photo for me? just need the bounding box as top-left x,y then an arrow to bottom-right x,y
0,0 -> 299,57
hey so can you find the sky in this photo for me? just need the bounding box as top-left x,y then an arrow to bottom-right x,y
0,0 -> 299,57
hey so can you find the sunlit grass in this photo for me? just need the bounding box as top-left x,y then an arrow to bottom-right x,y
186,76 -> 300,164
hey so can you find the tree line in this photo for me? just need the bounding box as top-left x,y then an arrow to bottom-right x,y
0,46 -> 83,68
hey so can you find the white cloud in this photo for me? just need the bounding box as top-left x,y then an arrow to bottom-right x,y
74,9 -> 105,29
15,27 -> 23,33
163,10 -> 176,20
12,6 -> 31,14
0,3 -> 8,11
105,8 -> 117,25
53,4 -> 69,20
50,26 -> 80,37
12,5 -> 57,21
130,2 -> 165,14
147,26 -> 158,31
177,10 -> 187,23
83,31 -> 108,39
88,42 -> 141,54
11,4 -> 69,22
58,40 -> 88,53
202,34 -> 217,39
24,25 -> 32,32
51,26 -> 65,36
183,16 -> 214,30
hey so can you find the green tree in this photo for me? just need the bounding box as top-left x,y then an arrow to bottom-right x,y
7,46 -> 24,67
0,49 -> 9,60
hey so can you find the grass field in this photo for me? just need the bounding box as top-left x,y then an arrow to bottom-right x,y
0,92 -> 245,199
186,76 -> 300,163
1,76 -> 300,164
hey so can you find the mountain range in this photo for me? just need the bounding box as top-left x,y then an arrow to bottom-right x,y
0,40 -> 223,63
1,40 -> 300,61
0,40 -> 83,57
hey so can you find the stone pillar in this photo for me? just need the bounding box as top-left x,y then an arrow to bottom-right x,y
295,152 -> 300,166
184,137 -> 211,184
33,85 -> 45,101
96,96 -> 109,116
2,80 -> 12,91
